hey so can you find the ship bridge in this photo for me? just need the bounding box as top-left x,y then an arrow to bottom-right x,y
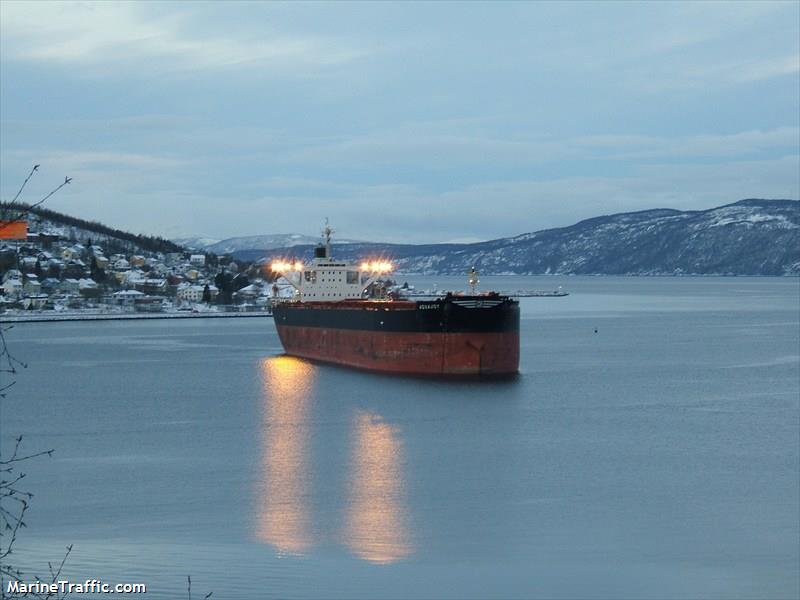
270,224 -> 392,301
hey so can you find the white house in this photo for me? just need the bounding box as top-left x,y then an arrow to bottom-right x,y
62,244 -> 86,260
78,278 -> 98,291
177,283 -> 217,303
2,279 -> 22,296
123,270 -> 146,286
22,294 -> 48,310
112,289 -> 145,307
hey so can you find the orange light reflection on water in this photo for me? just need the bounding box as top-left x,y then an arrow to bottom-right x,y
256,356 -> 315,555
344,411 -> 413,564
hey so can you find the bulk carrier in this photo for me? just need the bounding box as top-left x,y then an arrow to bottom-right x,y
270,225 -> 519,376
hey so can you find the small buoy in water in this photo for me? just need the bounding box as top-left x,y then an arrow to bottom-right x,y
594,328 -> 598,333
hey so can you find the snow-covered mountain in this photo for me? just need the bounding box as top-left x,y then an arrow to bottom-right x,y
174,233 -> 363,255
172,236 -> 221,250
235,199 -> 799,276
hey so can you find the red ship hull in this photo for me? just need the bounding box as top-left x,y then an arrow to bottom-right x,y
275,326 -> 520,376
273,296 -> 520,376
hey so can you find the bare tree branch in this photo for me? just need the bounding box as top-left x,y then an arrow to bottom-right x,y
0,166 -> 71,232
9,165 -> 38,205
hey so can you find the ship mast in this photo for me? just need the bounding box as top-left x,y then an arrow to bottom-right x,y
468,266 -> 479,295
467,267 -> 481,296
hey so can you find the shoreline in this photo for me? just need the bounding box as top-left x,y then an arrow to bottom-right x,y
0,311 -> 273,324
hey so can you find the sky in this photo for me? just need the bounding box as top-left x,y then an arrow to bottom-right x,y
1,1 -> 798,244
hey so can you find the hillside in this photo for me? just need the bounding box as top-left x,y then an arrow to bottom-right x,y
3,203 -> 186,256
235,199 -> 799,276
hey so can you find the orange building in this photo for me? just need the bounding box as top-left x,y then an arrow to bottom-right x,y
0,221 -> 28,240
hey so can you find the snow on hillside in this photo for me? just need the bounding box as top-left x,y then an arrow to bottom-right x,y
235,200 -> 799,276
174,233 -> 365,254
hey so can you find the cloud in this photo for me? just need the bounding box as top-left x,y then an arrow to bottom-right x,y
637,54 -> 800,92
0,2 -> 797,244
177,155 -> 800,242
10,153 -> 796,244
277,127 -> 800,168
0,1 -> 365,73
34,150 -> 187,170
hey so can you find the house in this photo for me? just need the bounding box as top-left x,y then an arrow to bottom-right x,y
22,294 -> 48,310
233,283 -> 263,304
3,269 -> 22,283
36,232 -> 61,250
61,244 -> 86,260
1,279 -> 22,296
149,263 -> 169,276
0,246 -> 16,271
60,278 -> 80,293
78,278 -> 101,299
176,283 -> 202,302
46,258 -> 64,277
0,297 -> 24,311
20,256 -> 38,273
123,271 -> 146,288
137,278 -> 167,295
176,283 -> 217,303
112,289 -> 144,307
134,296 -> 166,313
22,275 -> 41,295
40,277 -> 61,294
62,259 -> 87,279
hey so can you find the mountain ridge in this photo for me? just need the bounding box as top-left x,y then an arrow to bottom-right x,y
8,199 -> 797,275
174,233 -> 364,254
231,199 -> 799,276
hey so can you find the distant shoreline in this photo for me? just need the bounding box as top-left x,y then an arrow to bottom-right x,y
0,312 -> 272,324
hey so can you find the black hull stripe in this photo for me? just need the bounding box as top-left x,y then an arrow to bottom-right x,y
273,298 -> 520,333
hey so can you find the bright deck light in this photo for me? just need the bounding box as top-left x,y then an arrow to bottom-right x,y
271,261 -> 294,272
360,260 -> 393,273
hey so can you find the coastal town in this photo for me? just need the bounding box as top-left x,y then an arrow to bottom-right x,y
0,223 -> 276,320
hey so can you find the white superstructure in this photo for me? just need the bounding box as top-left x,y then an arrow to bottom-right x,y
271,223 -> 392,301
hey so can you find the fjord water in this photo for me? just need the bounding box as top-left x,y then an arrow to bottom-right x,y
3,277 -> 798,599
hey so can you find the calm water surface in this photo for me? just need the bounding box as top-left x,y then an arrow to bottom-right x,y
3,277 -> 798,599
